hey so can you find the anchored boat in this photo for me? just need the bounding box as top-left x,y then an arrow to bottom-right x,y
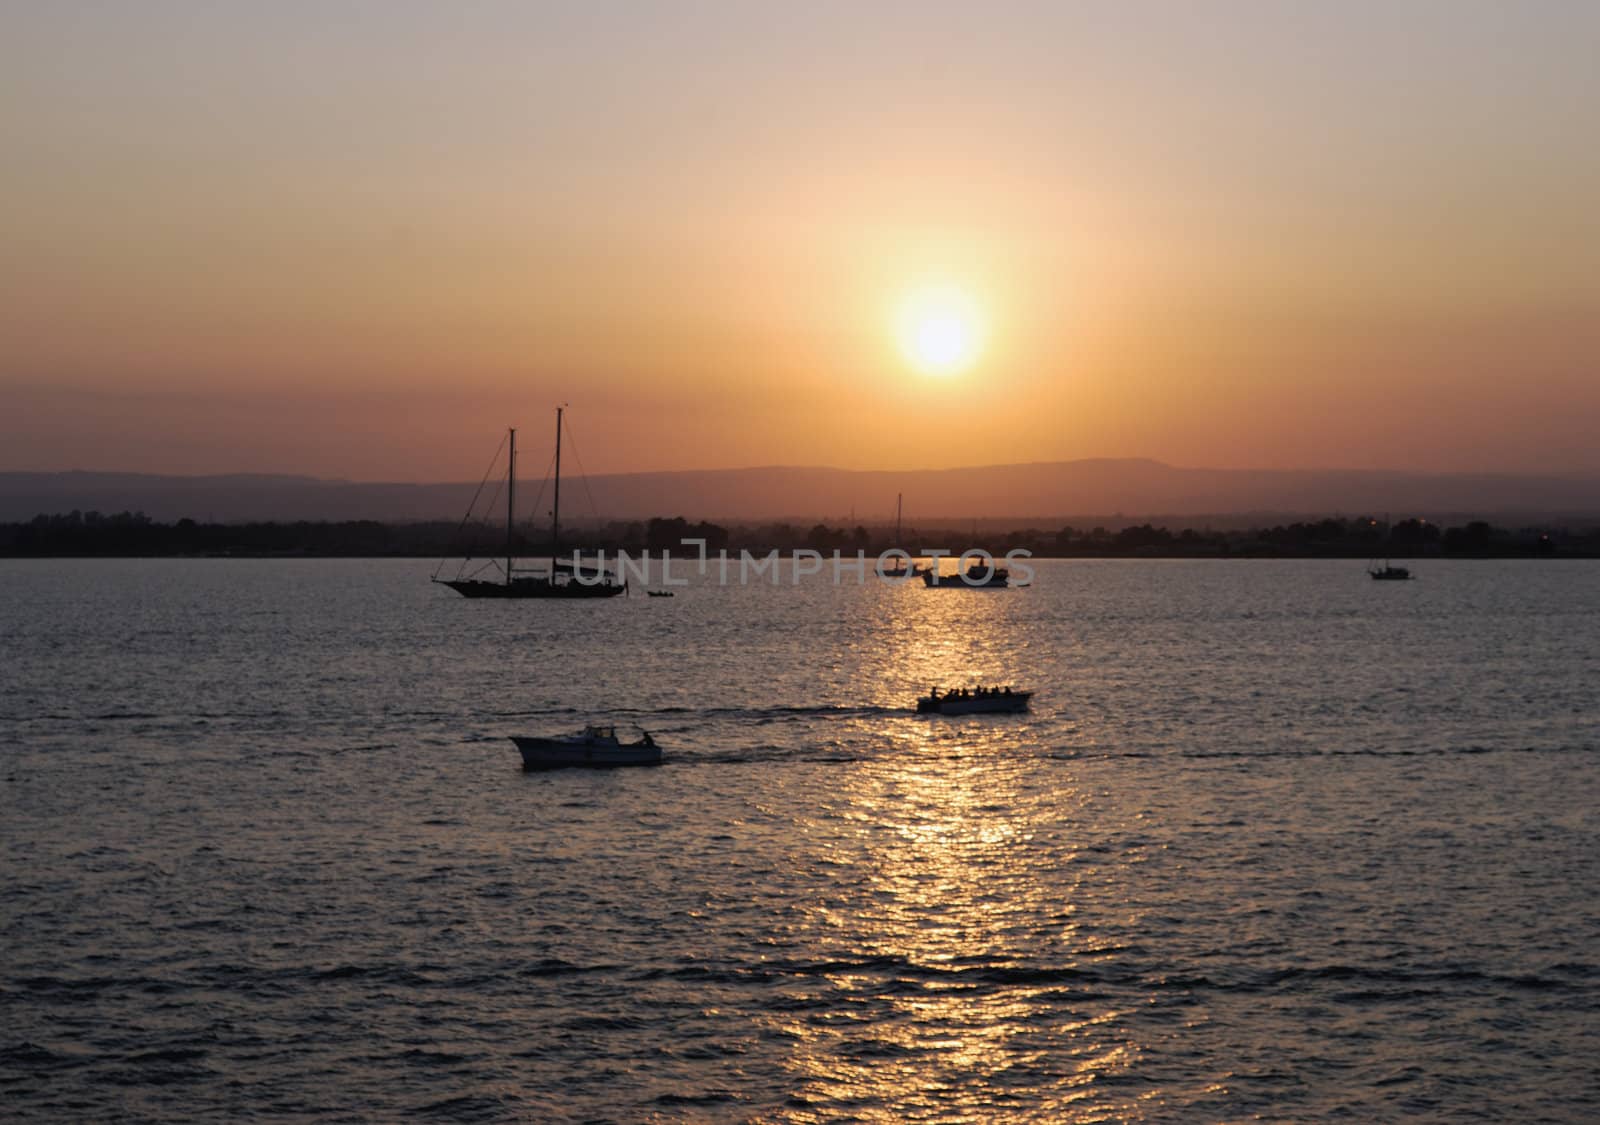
434,407 -> 625,599
877,493 -> 927,578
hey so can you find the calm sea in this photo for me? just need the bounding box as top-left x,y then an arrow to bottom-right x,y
2,558 -> 1597,1122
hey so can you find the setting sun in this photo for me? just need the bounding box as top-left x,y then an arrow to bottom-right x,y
895,283 -> 986,376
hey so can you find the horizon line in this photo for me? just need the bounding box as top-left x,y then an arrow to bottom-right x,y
8,459 -> 1600,486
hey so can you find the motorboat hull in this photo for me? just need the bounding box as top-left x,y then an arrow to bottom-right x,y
916,692 -> 1033,715
511,736 -> 662,768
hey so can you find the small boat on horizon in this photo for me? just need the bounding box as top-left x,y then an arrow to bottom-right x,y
916,686 -> 1032,714
1368,514 -> 1415,581
922,561 -> 1009,588
877,493 -> 928,578
1368,561 -> 1413,581
881,558 -> 929,578
511,724 -> 662,769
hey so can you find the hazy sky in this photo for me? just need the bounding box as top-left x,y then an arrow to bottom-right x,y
3,1 -> 1597,480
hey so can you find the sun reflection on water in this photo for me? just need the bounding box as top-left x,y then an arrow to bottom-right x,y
763,588 -> 1146,1121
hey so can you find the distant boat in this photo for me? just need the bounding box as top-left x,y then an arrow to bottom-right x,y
878,493 -> 926,578
1368,514 -> 1414,581
511,724 -> 662,769
922,560 -> 1009,588
917,687 -> 1032,714
433,408 -> 626,599
647,590 -> 675,598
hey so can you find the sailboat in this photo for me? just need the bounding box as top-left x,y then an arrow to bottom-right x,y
433,408 -> 626,599
877,493 -> 926,577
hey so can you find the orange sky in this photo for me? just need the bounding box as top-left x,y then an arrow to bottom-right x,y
3,2 -> 1598,480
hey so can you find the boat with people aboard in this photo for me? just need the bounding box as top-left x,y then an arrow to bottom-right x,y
916,686 -> 1033,714
922,560 -> 1009,587
433,407 -> 626,599
511,724 -> 661,768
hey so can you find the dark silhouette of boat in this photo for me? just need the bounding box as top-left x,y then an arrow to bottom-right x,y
917,686 -> 1032,714
877,492 -> 927,578
511,724 -> 661,768
434,408 -> 625,599
1368,563 -> 1413,581
647,590 -> 675,598
922,560 -> 1009,587
1367,514 -> 1415,581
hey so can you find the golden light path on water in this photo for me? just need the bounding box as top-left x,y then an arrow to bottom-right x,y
759,582 -> 1151,1121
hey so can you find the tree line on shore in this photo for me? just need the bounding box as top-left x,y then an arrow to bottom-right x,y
2,510 -> 1590,558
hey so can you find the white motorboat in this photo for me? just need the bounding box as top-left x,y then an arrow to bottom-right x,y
511,724 -> 662,768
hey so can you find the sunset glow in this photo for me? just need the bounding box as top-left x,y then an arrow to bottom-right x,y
4,7 -> 1599,1121
895,284 -> 986,376
1,4 -> 1597,480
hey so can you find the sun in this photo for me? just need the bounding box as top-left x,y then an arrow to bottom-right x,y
895,282 -> 985,376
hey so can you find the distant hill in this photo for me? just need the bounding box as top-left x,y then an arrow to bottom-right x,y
2,462 -> 1596,525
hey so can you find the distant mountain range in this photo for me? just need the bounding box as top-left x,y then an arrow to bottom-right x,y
2,461 -> 1596,525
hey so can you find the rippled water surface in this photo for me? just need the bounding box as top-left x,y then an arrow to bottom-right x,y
2,558 -> 1597,1121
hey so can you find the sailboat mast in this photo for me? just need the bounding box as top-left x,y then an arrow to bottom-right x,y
551,406 -> 563,573
895,492 -> 902,543
506,427 -> 516,584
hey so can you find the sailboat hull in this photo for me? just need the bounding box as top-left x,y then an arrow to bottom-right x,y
437,578 -> 626,599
